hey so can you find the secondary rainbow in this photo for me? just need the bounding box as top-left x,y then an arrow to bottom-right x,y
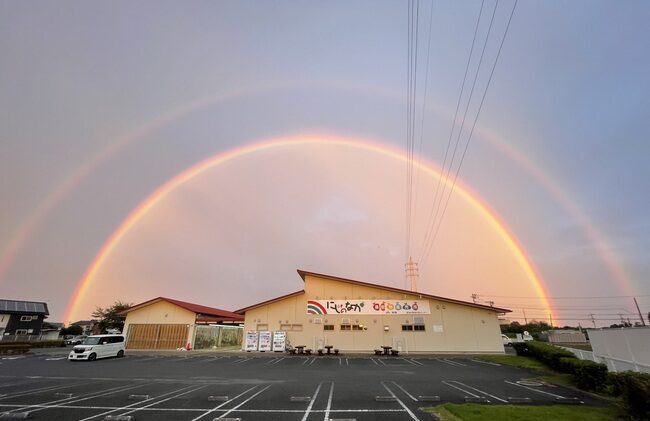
63,135 -> 555,323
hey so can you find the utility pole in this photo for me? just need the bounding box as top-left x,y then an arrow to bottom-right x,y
549,313 -> 553,327
633,297 -> 646,326
404,257 -> 419,292
471,294 -> 479,304
590,313 -> 596,328
522,309 -> 528,324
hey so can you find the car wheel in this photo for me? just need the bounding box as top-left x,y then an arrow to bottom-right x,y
117,350 -> 124,358
88,353 -> 97,361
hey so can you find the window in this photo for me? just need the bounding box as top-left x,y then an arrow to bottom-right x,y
15,329 -> 28,335
401,325 -> 414,331
340,325 -> 351,331
323,325 -> 334,331
20,315 -> 34,322
256,324 -> 268,331
352,325 -> 365,331
108,336 -> 124,343
280,324 -> 292,331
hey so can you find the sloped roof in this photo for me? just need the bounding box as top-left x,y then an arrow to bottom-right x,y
235,270 -> 510,314
121,297 -> 243,321
0,299 -> 49,315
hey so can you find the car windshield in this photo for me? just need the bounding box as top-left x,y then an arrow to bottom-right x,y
81,337 -> 101,345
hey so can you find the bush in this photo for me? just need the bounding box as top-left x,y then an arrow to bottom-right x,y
525,341 -> 577,370
559,357 -> 608,391
512,342 -> 530,356
0,340 -> 65,348
609,371 -> 650,420
0,344 -> 31,354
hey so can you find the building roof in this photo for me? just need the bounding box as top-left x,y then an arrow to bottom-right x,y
121,297 -> 243,322
70,320 -> 96,326
235,270 -> 511,314
0,299 -> 49,315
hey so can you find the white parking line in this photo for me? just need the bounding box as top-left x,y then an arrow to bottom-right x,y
77,383 -> 200,421
441,381 -> 482,399
438,358 -> 466,367
376,358 -> 387,366
120,384 -> 208,416
265,358 -> 279,365
309,358 -> 317,366
504,380 -> 567,399
300,382 -> 324,421
270,357 -> 285,365
190,384 -> 262,421
324,381 -> 334,421
469,358 -> 501,366
45,357 -> 68,361
0,381 -> 92,400
390,381 -> 418,402
381,382 -> 421,421
449,381 -> 507,403
215,384 -> 272,420
370,358 -> 379,366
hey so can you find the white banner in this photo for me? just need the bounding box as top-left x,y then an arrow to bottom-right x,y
244,331 -> 258,352
307,299 -> 430,315
272,331 -> 286,352
258,331 -> 272,352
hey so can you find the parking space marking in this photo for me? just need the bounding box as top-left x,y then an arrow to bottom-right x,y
370,358 -> 379,366
45,357 -> 68,361
233,358 -> 251,364
77,383 -> 200,421
300,381 -> 324,421
381,381 -> 421,421
448,381 -> 507,403
389,381 -> 418,402
441,381 -> 482,399
469,358 -> 500,367
211,384 -> 272,420
4,382 -> 145,417
0,381 -> 92,400
324,381 -> 334,421
438,358 -> 466,367
189,384 -> 262,421
120,384 -> 208,417
504,380 -> 567,399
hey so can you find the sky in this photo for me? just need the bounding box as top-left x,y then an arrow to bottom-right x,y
1,0 -> 649,326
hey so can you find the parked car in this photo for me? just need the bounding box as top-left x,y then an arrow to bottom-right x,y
68,334 -> 125,361
501,334 -> 513,346
65,335 -> 87,346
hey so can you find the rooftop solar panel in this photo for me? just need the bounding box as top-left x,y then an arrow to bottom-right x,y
0,299 -> 49,315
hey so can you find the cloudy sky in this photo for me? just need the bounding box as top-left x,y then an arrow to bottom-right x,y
1,0 -> 649,325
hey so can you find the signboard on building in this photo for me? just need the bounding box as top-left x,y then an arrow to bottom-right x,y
307,299 -> 430,315
244,331 -> 258,352
258,331 -> 272,352
272,331 -> 286,352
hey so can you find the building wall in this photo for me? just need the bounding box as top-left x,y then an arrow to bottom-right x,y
243,274 -> 504,353
3,314 -> 45,335
123,300 -> 197,346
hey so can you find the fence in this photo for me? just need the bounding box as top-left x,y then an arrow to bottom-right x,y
560,327 -> 650,373
1,333 -> 60,342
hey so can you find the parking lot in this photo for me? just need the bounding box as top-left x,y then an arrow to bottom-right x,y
0,351 -> 600,420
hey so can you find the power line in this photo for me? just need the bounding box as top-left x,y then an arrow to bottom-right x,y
423,0 -> 518,264
418,0 -> 486,265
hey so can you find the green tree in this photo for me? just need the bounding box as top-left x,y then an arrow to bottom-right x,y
60,325 -> 83,336
92,301 -> 132,333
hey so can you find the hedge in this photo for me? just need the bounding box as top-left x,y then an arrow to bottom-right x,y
609,371 -> 650,420
0,340 -> 65,348
0,344 -> 31,354
558,357 -> 608,391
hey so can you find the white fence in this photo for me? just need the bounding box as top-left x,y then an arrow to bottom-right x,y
561,327 -> 650,373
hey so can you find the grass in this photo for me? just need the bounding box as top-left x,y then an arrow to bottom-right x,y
478,354 -> 547,372
425,404 -> 625,421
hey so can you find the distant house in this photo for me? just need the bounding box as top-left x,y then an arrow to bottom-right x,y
40,321 -> 64,340
0,299 -> 49,338
69,320 -> 98,335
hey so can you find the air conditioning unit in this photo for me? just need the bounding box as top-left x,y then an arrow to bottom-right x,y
313,318 -> 322,324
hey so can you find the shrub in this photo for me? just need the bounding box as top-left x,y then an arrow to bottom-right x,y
0,340 -> 65,348
609,371 -> 650,420
0,344 -> 31,354
512,342 -> 530,356
525,341 -> 576,370
559,357 -> 608,391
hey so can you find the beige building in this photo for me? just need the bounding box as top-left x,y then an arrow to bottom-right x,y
121,297 -> 243,350
236,270 -> 510,354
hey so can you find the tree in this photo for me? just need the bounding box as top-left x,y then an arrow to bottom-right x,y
92,301 -> 132,333
60,325 -> 83,336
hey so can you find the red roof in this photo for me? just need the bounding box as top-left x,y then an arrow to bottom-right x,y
121,297 -> 243,322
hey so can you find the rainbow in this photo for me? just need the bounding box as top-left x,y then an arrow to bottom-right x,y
307,300 -> 328,315
0,84 -> 634,301
63,135 -> 555,323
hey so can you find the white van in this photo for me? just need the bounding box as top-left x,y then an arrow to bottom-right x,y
68,334 -> 125,361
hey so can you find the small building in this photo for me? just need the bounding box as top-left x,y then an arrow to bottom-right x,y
121,297 -> 244,350
547,329 -> 587,344
0,299 -> 49,339
69,320 -> 98,335
236,270 -> 510,354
